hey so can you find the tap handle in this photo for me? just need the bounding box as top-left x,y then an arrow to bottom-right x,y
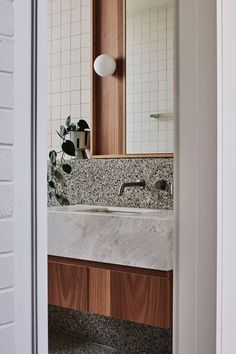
154,180 -> 173,196
155,180 -> 167,190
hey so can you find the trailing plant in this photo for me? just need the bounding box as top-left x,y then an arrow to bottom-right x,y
48,116 -> 89,205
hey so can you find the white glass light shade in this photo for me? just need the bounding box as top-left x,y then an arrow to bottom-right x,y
93,54 -> 117,77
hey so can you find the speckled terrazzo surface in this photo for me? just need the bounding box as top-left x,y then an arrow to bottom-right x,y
49,306 -> 172,354
48,158 -> 173,209
49,333 -> 124,354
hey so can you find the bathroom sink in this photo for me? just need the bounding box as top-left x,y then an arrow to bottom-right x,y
74,207 -> 142,216
48,204 -> 174,271
48,204 -> 172,218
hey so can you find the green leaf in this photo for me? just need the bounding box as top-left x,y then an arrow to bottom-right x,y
49,180 -> 55,188
51,165 -> 55,175
62,164 -> 72,174
65,116 -> 71,127
77,119 -> 89,131
60,125 -> 67,137
71,123 -> 77,131
55,194 -> 70,206
66,123 -> 77,132
49,150 -> 57,166
56,130 -> 63,139
54,170 -> 63,181
62,140 -> 75,156
48,191 -> 54,199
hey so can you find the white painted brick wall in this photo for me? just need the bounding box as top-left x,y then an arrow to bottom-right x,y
0,185 -> 14,218
0,0 -> 15,352
0,326 -> 14,353
0,149 -> 13,180
0,39 -> 14,72
0,73 -> 14,107
0,291 -> 14,324
0,220 -> 13,253
0,2 -> 14,36
0,255 -> 14,289
0,111 -> 14,144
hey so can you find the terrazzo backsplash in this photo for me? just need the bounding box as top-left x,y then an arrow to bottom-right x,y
48,158 -> 173,209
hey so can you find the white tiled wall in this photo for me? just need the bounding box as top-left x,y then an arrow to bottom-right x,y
0,0 -> 15,352
126,3 -> 174,154
48,0 -> 91,152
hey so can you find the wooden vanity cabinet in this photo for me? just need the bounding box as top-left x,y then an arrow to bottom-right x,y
109,270 -> 172,328
48,256 -> 173,329
48,261 -> 88,311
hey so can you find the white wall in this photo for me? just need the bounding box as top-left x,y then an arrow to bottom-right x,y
126,3 -> 174,154
48,0 -> 91,152
0,1 -> 15,352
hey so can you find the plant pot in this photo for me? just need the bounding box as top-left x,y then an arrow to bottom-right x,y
70,130 -> 90,158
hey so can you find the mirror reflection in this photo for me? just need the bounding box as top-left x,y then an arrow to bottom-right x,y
48,0 -> 174,158
126,0 -> 174,154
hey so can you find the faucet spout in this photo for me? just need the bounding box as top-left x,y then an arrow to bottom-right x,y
118,180 -> 146,197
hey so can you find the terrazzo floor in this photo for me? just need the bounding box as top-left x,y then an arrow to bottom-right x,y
49,333 -> 126,354
49,306 -> 172,354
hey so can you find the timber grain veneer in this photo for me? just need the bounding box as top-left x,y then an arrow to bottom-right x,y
48,256 -> 173,329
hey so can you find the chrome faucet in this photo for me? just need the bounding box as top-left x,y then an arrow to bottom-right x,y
118,180 -> 146,196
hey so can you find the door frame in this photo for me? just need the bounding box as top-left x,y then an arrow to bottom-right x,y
33,0 -> 224,353
174,1 -> 217,353
216,0 -> 236,353
14,0 -> 48,353
217,1 -> 223,352
32,0 -> 48,353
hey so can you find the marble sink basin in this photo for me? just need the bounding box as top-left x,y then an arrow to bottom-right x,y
51,205 -> 166,216
48,205 -> 174,271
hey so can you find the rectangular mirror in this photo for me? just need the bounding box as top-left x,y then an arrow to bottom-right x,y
48,0 -> 175,158
92,0 -> 175,157
126,0 -> 174,155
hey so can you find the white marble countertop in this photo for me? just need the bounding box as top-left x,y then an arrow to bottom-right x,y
48,205 -> 174,271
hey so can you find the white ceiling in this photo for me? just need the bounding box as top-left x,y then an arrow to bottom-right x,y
126,0 -> 174,13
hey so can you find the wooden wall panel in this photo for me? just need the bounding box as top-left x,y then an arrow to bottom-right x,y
110,270 -> 173,328
48,261 -> 88,311
92,0 -> 125,156
89,267 -> 111,316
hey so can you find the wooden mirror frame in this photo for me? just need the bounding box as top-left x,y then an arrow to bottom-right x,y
91,0 -> 174,159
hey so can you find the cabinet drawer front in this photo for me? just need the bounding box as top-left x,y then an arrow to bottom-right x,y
89,267 -> 111,316
48,261 -> 88,311
48,256 -> 172,328
110,271 -> 172,328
